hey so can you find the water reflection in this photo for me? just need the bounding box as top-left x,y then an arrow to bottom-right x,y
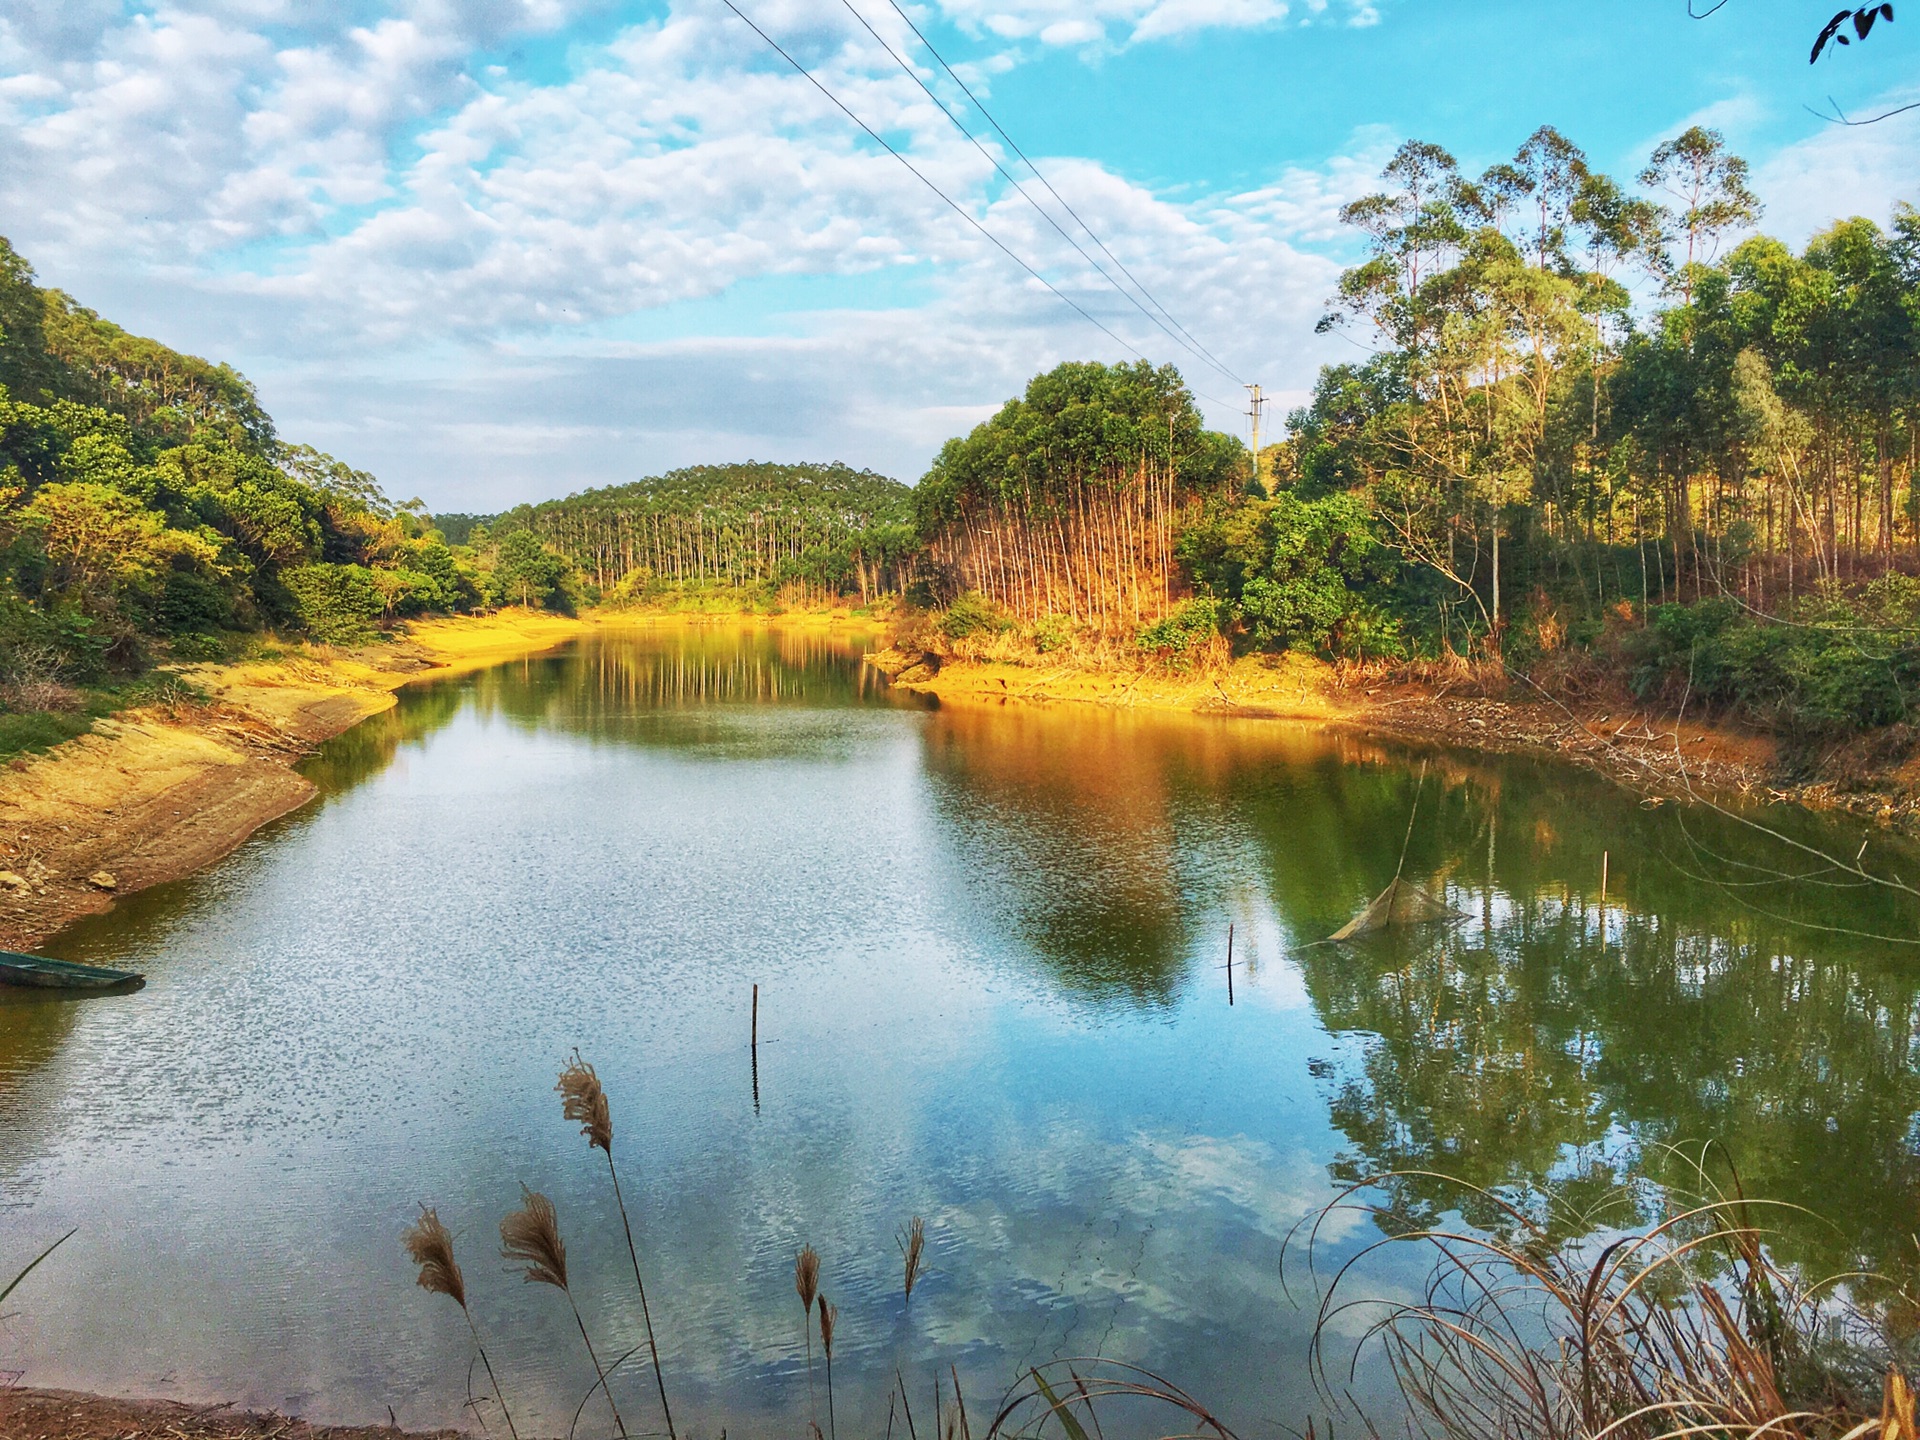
3,623 -> 1918,1437
1292,756 -> 1920,1279
919,706 -> 1195,1003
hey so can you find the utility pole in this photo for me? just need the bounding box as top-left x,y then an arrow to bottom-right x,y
1244,383 -> 1266,493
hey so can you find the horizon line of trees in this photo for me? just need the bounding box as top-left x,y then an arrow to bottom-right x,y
480,462 -> 918,605
3,111 -> 1915,740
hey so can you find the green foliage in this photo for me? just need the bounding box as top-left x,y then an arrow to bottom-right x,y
282,564 -> 384,646
1032,615 -> 1072,653
167,631 -> 228,661
913,360 -> 1244,634
1181,491 -> 1407,657
1630,580 -> 1920,733
914,360 -> 1230,531
478,462 -> 911,602
938,591 -> 1012,640
1137,598 -> 1224,664
0,705 -> 95,756
430,512 -> 489,546
490,530 -> 573,611
0,231 -> 522,677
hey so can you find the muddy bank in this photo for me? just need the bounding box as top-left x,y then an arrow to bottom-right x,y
869,646 -> 1920,831
0,1388 -> 459,1440
0,612 -> 591,951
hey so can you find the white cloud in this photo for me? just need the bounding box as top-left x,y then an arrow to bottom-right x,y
1752,89 -> 1920,244
0,0 -> 1369,505
934,0 -> 1374,46
1132,0 -> 1287,45
1229,125 -> 1396,244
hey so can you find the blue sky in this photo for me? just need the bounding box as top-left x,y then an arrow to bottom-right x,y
1,0 -> 1915,510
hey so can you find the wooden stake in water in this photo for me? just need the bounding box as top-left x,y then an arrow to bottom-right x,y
751,983 -> 761,1115
1226,924 -> 1235,1007
1599,852 -> 1609,952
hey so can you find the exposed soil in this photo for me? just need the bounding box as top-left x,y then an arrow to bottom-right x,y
0,1388 -> 460,1440
0,611 -> 591,951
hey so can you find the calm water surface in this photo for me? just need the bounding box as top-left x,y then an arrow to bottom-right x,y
4,623 -> 1919,1437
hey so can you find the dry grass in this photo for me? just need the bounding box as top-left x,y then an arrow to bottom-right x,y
401,1207 -> 519,1440
500,1184 -> 627,1438
0,643 -> 80,714
797,1244 -> 821,1314
820,1294 -> 840,1440
981,1359 -> 1239,1440
555,1053 -> 675,1440
797,1243 -> 823,1428
1299,1158 -> 1920,1440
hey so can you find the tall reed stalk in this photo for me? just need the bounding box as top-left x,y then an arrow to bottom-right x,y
900,1217 -> 925,1307
500,1184 -> 628,1440
403,1206 -> 520,1440
796,1244 -> 821,1429
819,1293 -> 839,1440
558,1055 -> 676,1440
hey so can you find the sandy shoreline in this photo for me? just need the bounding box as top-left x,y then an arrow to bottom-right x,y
0,610 -> 592,952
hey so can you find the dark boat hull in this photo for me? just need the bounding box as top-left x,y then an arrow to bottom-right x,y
0,952 -> 145,991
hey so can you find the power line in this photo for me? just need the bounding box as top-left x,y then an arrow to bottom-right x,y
714,0 -> 1158,361
714,0 -> 1243,412
839,0 -> 1243,388
876,0 -> 1244,386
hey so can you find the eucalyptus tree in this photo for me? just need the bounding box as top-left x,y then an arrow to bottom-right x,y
1636,126 -> 1762,306
913,360 -> 1242,631
1320,133 -> 1628,641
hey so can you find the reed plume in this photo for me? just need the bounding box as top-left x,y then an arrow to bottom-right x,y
900,1217 -> 925,1306
796,1245 -> 821,1427
403,1206 -> 520,1440
404,1206 -> 466,1309
556,1053 -> 676,1440
557,1052 -> 613,1152
819,1294 -> 839,1440
499,1186 -> 569,1290
500,1185 -> 628,1440
796,1244 -> 820,1312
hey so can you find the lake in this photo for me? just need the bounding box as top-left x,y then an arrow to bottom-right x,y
4,621 -> 1917,1438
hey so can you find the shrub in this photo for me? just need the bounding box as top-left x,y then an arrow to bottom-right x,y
938,592 -> 1011,641
282,563 -> 384,645
1181,490 -> 1405,658
0,595 -> 107,683
167,632 -> 227,661
1629,586 -> 1920,734
1032,615 -> 1071,653
1137,598 -> 1225,669
155,564 -> 233,634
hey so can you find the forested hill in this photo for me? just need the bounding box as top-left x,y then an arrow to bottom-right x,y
0,235 -> 525,698
1,242 -> 275,452
486,462 -> 916,599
